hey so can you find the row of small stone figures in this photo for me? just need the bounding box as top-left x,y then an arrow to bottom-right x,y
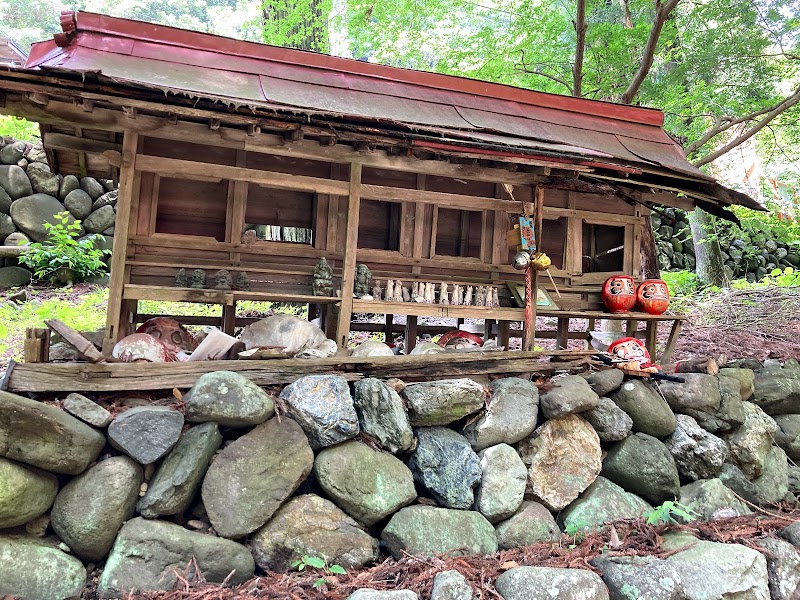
375,280 -> 501,307
175,268 -> 250,291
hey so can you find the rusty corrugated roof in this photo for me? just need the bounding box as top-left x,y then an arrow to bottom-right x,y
18,11 -> 760,210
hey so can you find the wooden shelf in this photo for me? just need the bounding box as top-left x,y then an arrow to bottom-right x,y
123,285 -> 340,305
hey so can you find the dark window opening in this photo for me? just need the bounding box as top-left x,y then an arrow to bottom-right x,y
154,177 -> 227,241
540,217 -> 567,270
435,208 -> 482,258
358,200 -> 401,251
244,186 -> 314,245
582,222 -> 625,272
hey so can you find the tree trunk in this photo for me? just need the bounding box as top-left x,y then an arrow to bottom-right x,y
640,214 -> 661,279
688,207 -> 729,287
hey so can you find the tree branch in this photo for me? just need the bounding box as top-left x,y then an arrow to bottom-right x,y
572,0 -> 587,97
620,0 -> 681,104
516,50 -> 574,95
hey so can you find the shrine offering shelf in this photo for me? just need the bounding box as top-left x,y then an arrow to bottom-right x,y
351,299 -> 525,321
122,284 -> 341,305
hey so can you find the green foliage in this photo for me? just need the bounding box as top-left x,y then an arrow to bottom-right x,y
0,116 -> 40,142
564,521 -> 591,547
261,0 -> 332,52
644,500 -> 697,526
661,271 -> 699,298
291,554 -> 346,588
19,212 -> 110,284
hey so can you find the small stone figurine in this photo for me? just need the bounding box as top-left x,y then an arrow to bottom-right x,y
426,282 -> 436,304
411,281 -> 419,299
354,264 -> 372,298
313,257 -> 334,297
395,280 -> 405,302
386,280 -> 395,302
233,271 -> 251,291
475,286 -> 486,307
190,269 -> 206,289
464,285 -> 474,306
402,286 -> 411,302
213,269 -> 233,291
492,287 -> 500,308
174,268 -> 187,288
439,282 -> 449,305
372,281 -> 382,301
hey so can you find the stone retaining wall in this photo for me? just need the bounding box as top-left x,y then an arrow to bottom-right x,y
0,360 -> 799,599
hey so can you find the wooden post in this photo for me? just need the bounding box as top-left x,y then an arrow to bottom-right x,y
405,316 -> 418,353
384,314 -> 394,344
24,328 -> 50,363
104,131 -> 139,345
335,162 -> 362,349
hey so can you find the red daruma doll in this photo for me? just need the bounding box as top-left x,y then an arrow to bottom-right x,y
607,337 -> 659,373
636,279 -> 670,315
602,275 -> 636,313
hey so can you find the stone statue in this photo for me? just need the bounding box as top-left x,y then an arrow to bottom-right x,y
174,268 -> 187,288
395,280 -> 405,302
233,271 -> 251,291
439,282 -> 449,305
372,281 -> 382,300
477,286 -> 488,307
213,269 -> 232,291
464,285 -> 474,306
190,269 -> 206,289
412,281 -> 419,299
354,264 -> 372,298
423,282 -> 433,303
402,286 -> 411,302
452,284 -> 462,306
313,257 -> 334,297
492,287 -> 500,308
386,279 -> 395,302
241,229 -> 258,246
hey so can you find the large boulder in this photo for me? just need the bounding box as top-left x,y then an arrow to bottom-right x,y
279,375 -> 359,448
9,194 -> 75,242
403,379 -> 486,426
27,168 -> 59,197
663,414 -> 728,481
560,476 -> 651,531
474,443 -> 527,523
62,393 -> 113,428
0,142 -> 26,165
381,506 -> 497,559
249,494 -> 378,572
315,440 -> 416,526
582,396 -> 633,442
108,406 -> 184,464
749,445 -> 789,505
80,176 -> 105,200
539,375 -> 599,419
0,213 -> 14,238
63,188 -> 93,220
681,375 -> 746,433
583,368 -> 624,397
0,536 -> 86,600
591,555 -> 685,600
0,457 -> 58,529
718,368 -> 755,401
724,401 -> 778,479
51,456 -> 142,561
184,371 -> 274,427
0,165 -> 33,199
609,379 -> 676,437
138,422 -> 223,518
601,433 -> 680,505
0,187 -> 12,213
353,378 -> 414,453
83,205 -> 116,233
0,266 -> 32,288
462,377 -> 539,451
494,501 -> 561,550
408,427 -> 481,510
753,537 -> 800,600
240,313 -> 327,354
662,532 -> 770,600
678,478 -> 751,522
516,414 -> 601,510
202,417 -> 313,538
58,174 -> 80,201
494,567 -> 609,600
659,373 -> 721,414
774,414 -> 800,460
0,390 -> 105,475
752,364 -> 800,414
98,517 -> 254,596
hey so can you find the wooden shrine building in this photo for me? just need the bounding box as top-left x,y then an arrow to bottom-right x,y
0,12 -> 761,362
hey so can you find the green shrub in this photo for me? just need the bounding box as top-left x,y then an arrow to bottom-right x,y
661,271 -> 699,297
0,116 -> 40,142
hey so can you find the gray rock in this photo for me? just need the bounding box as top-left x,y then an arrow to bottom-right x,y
51,456 -> 142,561
663,414 -> 728,481
0,142 -> 25,165
9,194 -> 74,242
92,189 -> 118,210
583,368 -> 624,396
789,464 -> 800,491
3,231 -> 28,246
494,501 -> 561,549
0,266 -> 32,288
0,213 -> 14,238
610,379 -> 676,437
774,414 -> 800,460
62,392 -> 113,427
718,368 -> 755,400
352,340 -> 395,356
601,433 -> 680,505
540,375 -> 599,419
750,445 -> 789,505
0,457 -> 58,528
678,478 -> 751,522
353,378 -> 414,453
0,187 -> 12,213
516,414 -> 601,510
719,463 -> 761,505
83,205 -> 116,233
202,417 -> 313,538
80,176 -> 105,200
681,375 -> 746,433
659,373 -> 722,414
408,427 -> 481,509
583,396 -> 633,442
185,371 -> 274,427
27,168 -> 59,197
724,401 -> 778,479
0,390 -> 106,474
0,165 -> 32,200
348,591 -> 419,600
0,536 -> 86,600
279,375 -> 359,448
315,440 -> 416,526
250,494 -> 378,572
403,378 -> 486,426
474,443 -> 526,523
462,377 -> 539,451
494,566 -> 609,600
63,188 -> 93,220
591,555 -> 685,600
381,506 -> 497,559
663,532 -> 770,600
753,365 -> 800,414
108,406 -> 184,464
782,521 -> 800,547
58,174 -> 80,201
99,517 -> 254,596
754,537 -> 800,600
431,570 -> 474,600
560,476 -> 651,531
138,422 -> 222,518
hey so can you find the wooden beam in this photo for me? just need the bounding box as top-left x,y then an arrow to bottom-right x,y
335,162 -> 363,348
362,183 -> 522,213
42,132 -> 121,155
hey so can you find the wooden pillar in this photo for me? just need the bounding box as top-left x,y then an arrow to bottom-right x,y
335,162 -> 363,349
645,321 -> 658,361
384,314 -> 394,344
498,320 -> 511,349
556,317 -> 570,350
222,304 -> 236,336
405,316 -> 418,353
104,131 -> 139,347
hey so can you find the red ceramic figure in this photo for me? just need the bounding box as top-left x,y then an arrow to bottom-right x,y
636,279 -> 670,315
602,275 -> 636,313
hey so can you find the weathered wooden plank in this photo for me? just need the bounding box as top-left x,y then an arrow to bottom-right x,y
335,162 -> 363,348
362,183 -> 522,213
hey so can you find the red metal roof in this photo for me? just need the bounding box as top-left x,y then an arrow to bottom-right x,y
18,11 -> 760,209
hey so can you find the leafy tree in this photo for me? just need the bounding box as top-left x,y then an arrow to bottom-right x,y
262,0 -> 332,52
